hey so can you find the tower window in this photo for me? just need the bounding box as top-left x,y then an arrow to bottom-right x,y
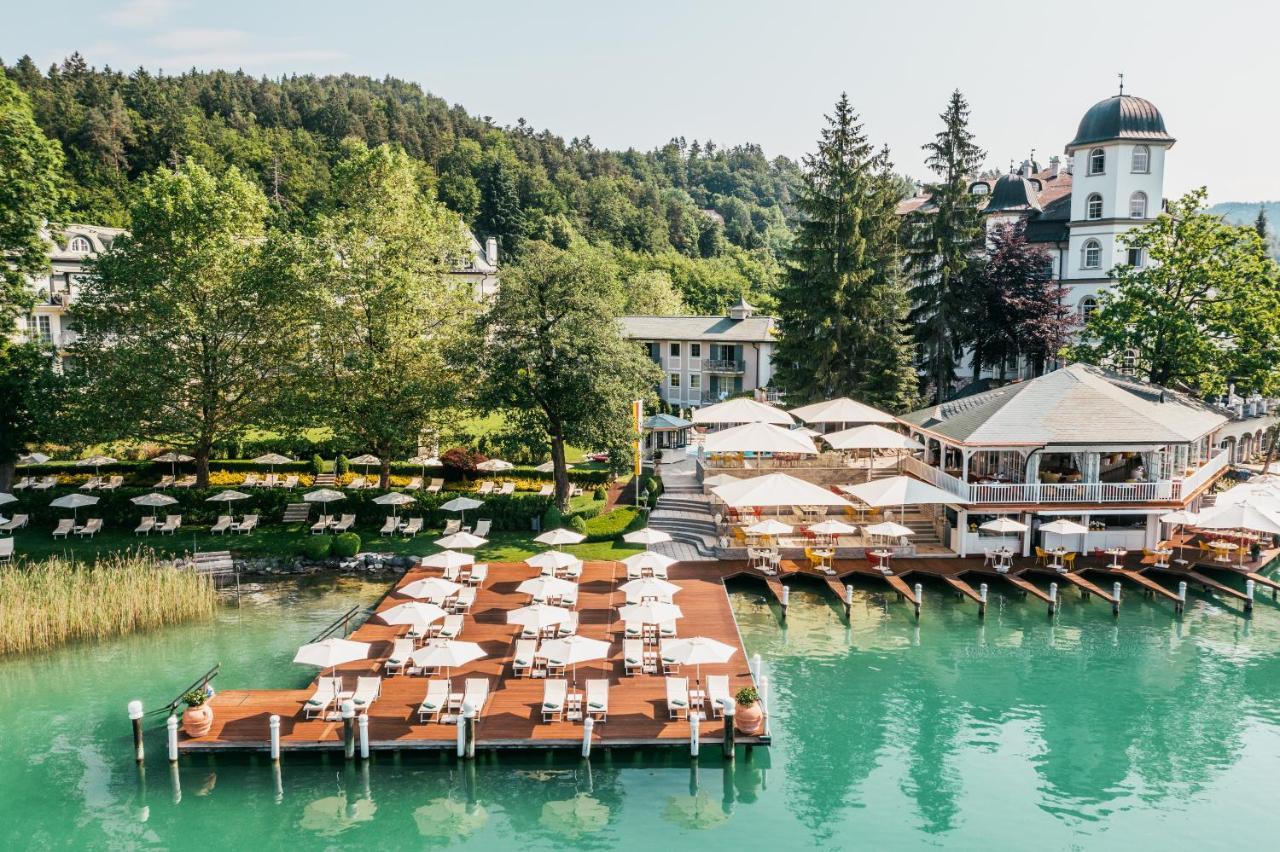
1131,145 -> 1150,173
1089,148 -> 1106,175
68,235 -> 92,253
1127,247 -> 1145,267
1082,239 -> 1102,269
1079,296 -> 1099,320
1129,192 -> 1148,219
1086,194 -> 1104,220
970,182 -> 990,196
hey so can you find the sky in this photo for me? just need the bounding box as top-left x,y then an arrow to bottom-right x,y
3,0 -> 1277,201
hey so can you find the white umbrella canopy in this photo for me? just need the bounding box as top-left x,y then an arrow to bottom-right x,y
1159,510 -> 1200,525
400,576 -> 464,600
152,451 -> 193,463
863,521 -> 915,539
1196,503 -> 1280,535
745,518 -> 793,536
713,473 -> 852,509
441,496 -> 484,513
18,452 -> 50,465
808,519 -> 858,536
822,424 -> 924,452
622,551 -> 677,573
792,426 -> 822,438
252,452 -> 293,467
619,601 -> 683,624
409,454 -> 442,467
703,473 -> 741,488
841,475 -> 966,507
349,454 -> 380,466
691,397 -> 793,425
476,458 -> 514,472
78,455 -> 117,468
0,492 -> 18,507
517,576 -> 577,599
304,488 -> 346,503
1039,519 -> 1089,536
788,397 -> 896,426
378,601 -> 448,630
206,490 -> 251,503
535,527 -> 586,547
538,635 -> 611,685
533,461 -> 556,473
703,421 -> 818,455
980,517 -> 1029,534
409,640 -> 485,677
131,492 -> 179,507
622,527 -> 672,546
526,549 -> 580,571
374,492 -> 415,506
293,637 -> 371,677
50,493 -> 98,520
661,636 -> 737,684
620,577 -> 681,599
507,603 -> 573,630
434,531 -> 489,550
416,550 -> 474,570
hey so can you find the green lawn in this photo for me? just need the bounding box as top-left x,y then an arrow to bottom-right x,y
6,523 -> 641,565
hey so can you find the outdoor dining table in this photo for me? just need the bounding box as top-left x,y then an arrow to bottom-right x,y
1047,547 -> 1068,570
993,547 -> 1015,572
1209,541 -> 1239,563
871,549 -> 894,573
1152,547 -> 1173,568
1105,547 -> 1128,569
812,548 -> 835,569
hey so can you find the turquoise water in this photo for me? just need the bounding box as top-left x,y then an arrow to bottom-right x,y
4,573 -> 1280,849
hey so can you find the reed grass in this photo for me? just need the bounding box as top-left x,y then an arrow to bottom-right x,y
0,550 -> 218,655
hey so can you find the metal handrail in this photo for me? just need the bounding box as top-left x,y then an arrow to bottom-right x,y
308,604 -> 371,644
147,662 -> 221,716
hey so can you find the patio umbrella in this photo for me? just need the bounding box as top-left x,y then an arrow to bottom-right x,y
533,461 -> 556,473
507,603 -> 573,631
745,519 -> 793,536
618,601 -> 683,624
18,452 -> 50,465
206,489 -> 251,504
702,421 -> 818,455
862,521 -> 914,544
435,531 -> 488,550
535,527 -> 586,547
78,455 -> 116,476
620,577 -> 681,600
538,635 -> 610,686
1039,519 -> 1089,536
691,397 -> 793,425
400,576 -> 464,601
413,799 -> 488,839
841,475 -> 966,507
377,601 -> 448,632
622,551 -> 676,574
540,794 -> 609,838
373,491 -> 414,522
1196,503 -> 1280,564
293,637 -> 371,679
713,473 -> 852,509
1159,509 -> 1200,561
152,451 -> 194,477
808,519 -> 858,537
417,550 -> 475,571
131,492 -> 178,508
348,454 -> 380,481
821,424 -> 923,451
476,458 -> 513,472
303,488 -> 346,518
517,575 -> 577,600
0,492 -> 17,507
409,640 -> 485,681
526,550 -> 579,572
793,426 -> 822,438
661,636 -> 736,685
408,454 -> 442,480
441,496 -> 484,524
622,527 -> 672,546
980,517 -> 1029,534
50,492 -> 98,522
703,473 -> 740,489
252,452 -> 293,472
789,396 -> 896,427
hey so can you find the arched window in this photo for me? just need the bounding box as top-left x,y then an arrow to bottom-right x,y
1079,295 -> 1099,320
1089,148 -> 1106,175
969,182 -> 989,196
1082,239 -> 1102,269
1086,194 -> 1104,220
68,235 -> 92,253
1131,145 -> 1150,173
1129,191 -> 1148,219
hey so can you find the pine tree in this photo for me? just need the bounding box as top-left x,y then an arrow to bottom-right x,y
904,90 -> 987,403
1256,205 -> 1270,243
773,94 -> 918,412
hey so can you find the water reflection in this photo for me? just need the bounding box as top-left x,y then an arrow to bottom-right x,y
413,797 -> 488,840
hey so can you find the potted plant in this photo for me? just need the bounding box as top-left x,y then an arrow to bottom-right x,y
733,686 -> 764,735
181,688 -> 214,737
1251,540 -> 1263,562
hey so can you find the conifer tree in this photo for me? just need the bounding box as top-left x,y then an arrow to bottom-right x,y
773,93 -> 917,412
904,90 -> 986,403
1256,205 -> 1270,243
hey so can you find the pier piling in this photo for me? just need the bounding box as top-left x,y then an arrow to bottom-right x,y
780,586 -> 789,621
129,700 -> 145,766
166,714 -> 178,764
341,701 -> 355,760
463,703 -> 477,760
1048,582 -> 1058,616
1177,581 -> 1188,614
722,704 -> 735,760
358,713 -> 370,760
760,675 -> 770,737
268,714 -> 280,762
844,584 -> 853,619
750,653 -> 762,684
582,716 -> 594,758
689,712 -> 699,758
1112,582 -> 1122,616
914,583 -> 923,620
978,583 -> 988,620
1246,579 -> 1256,614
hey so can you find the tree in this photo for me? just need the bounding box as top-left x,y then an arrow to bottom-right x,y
0,68 -> 66,323
904,90 -> 987,403
0,342 -> 63,490
1072,188 -> 1280,394
67,162 -> 311,485
302,142 -> 474,488
1256,205 -> 1269,243
772,93 -> 918,412
479,240 -> 663,509
622,269 -> 686,315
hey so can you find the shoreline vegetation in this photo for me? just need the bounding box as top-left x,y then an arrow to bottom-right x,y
0,551 -> 218,656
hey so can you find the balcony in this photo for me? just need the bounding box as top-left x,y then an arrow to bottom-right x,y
702,358 -> 745,374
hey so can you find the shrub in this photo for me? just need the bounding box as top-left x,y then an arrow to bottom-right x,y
583,506 -> 645,541
442,446 -> 479,474
644,476 -> 661,496
335,454 -> 349,476
332,532 -> 361,558
542,505 -> 563,530
569,514 -> 588,534
311,454 -> 325,475
647,492 -> 659,510
302,536 -> 332,560
593,486 -> 607,500
735,686 -> 759,707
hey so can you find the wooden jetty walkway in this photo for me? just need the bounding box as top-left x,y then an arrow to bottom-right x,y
181,561 -> 766,754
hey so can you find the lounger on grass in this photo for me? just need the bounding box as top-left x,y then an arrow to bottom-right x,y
472,519 -> 492,538
304,676 -> 343,719
52,518 -> 74,538
404,476 -> 423,490
159,514 -> 182,535
233,514 -> 258,534
426,478 -> 443,493
348,476 -> 367,490
476,481 -> 495,495
153,475 -> 174,489
79,477 -> 101,491
468,563 -> 488,586
380,515 -> 398,535
100,475 -> 123,490
175,475 -> 196,488
442,519 -> 461,536
262,474 -> 279,488
11,477 -> 31,491
707,675 -> 731,718
537,484 -> 553,497
385,638 -> 415,676
242,473 -> 261,488
400,517 -> 423,537
331,514 -> 356,533
135,516 -> 156,536
311,515 -> 332,534
542,679 -> 567,721
498,482 -> 515,495
351,676 -> 382,713
210,515 -> 233,534
463,678 -> 489,714
437,614 -> 464,639
0,514 -> 29,533
666,677 -> 689,719
282,475 -> 299,489
586,679 -> 609,721
34,476 -> 58,490
418,680 -> 449,722
0,538 -> 12,563
512,639 -> 538,677
76,518 -> 103,538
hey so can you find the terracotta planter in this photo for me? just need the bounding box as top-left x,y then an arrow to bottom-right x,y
734,702 -> 764,736
182,704 -> 214,737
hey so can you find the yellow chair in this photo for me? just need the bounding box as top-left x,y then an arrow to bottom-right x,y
731,526 -> 747,544
1034,546 -> 1048,566
1062,552 -> 1077,570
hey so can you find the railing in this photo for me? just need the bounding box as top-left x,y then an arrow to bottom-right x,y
147,663 -> 221,717
968,480 -> 1171,503
309,604 -> 370,643
1170,448 -> 1229,499
702,358 -> 746,374
901,455 -> 970,501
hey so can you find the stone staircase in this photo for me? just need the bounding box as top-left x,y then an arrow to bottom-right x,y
649,458 -> 720,560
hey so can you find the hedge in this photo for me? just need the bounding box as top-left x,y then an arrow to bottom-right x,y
582,507 -> 647,542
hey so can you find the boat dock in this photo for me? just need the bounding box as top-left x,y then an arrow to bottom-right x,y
178,561 -> 767,755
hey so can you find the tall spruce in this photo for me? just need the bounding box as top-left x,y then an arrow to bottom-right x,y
1256,205 -> 1270,243
773,93 -> 918,412
904,90 -> 986,403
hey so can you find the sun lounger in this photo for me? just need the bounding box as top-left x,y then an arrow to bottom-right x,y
565,560 -> 583,580
34,476 -> 58,490
79,477 -> 101,491
0,538 -> 13,563
556,611 -> 579,638
11,477 -> 31,491
331,513 -> 356,533
477,481 -> 495,495
52,518 -> 74,538
624,621 -> 642,641
380,515 -> 398,535
400,517 -> 423,537
537,484 -> 553,496
586,679 -> 609,721
570,485 -> 583,498
282,475 -> 299,489
210,515 -> 232,534
426,478 -> 443,493
242,473 -> 261,488
404,476 -> 423,490
624,639 -> 645,676
304,676 -> 343,719
76,518 -> 103,538
463,678 -> 490,714
134,516 -> 157,535
472,519 -> 492,538
418,680 -> 449,722
101,475 -> 123,491
385,638 -> 415,676
233,514 -> 258,534
175,475 -> 196,489
707,675 -> 731,718
542,679 -> 567,721
153,474 -> 175,489
453,587 -> 476,613
159,514 -> 182,535
262,473 -> 279,488
443,519 -> 461,536
468,563 -> 488,586
512,639 -> 538,677
0,514 -> 29,533
311,515 -> 332,534
348,476 -> 366,490
443,563 -> 462,582
666,677 -> 689,719
626,564 -> 643,580
659,620 -> 677,639
437,614 -> 463,639
652,564 -> 669,580
351,676 -> 382,713
498,482 -> 515,495
560,585 -> 578,607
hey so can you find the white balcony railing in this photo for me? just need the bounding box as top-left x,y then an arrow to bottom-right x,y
1170,448 -> 1229,500
901,456 -> 971,501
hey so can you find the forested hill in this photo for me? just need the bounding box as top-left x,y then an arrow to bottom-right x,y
2,53 -> 802,313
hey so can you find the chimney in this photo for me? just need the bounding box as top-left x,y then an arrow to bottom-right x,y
1048,156 -> 1060,178
485,236 -> 498,266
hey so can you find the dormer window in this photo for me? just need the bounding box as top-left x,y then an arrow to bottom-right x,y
68,235 -> 92,253
1129,191 -> 1148,219
1088,148 -> 1106,175
1086,194 -> 1104,220
1131,145 -> 1150,173
1082,239 -> 1102,269
970,182 -> 989,196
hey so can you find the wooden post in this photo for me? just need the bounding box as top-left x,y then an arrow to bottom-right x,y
1048,582 -> 1058,616
689,712 -> 700,758
722,703 -> 735,760
463,703 -> 477,760
844,584 -> 853,619
914,583 -> 923,620
129,700 -> 145,766
1112,582 -> 1122,616
269,714 -> 281,762
582,716 -> 594,758
271,757 -> 283,804
978,583 -> 988,620
358,713 -> 370,760
341,701 -> 355,760
780,585 -> 789,621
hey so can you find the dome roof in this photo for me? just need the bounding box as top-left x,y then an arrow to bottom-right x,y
1068,95 -> 1173,148
984,172 -> 1040,213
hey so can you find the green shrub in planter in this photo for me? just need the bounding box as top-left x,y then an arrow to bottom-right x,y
302,536 -> 332,560
593,486 -> 607,500
332,532 -> 361,558
335,454 -> 349,476
647,492 -> 659,510
569,514 -> 588,534
311,454 -> 325,476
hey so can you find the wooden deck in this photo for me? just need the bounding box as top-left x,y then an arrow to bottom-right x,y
182,561 -> 766,754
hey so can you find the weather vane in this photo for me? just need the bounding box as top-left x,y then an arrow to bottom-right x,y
1118,72 -> 1125,96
